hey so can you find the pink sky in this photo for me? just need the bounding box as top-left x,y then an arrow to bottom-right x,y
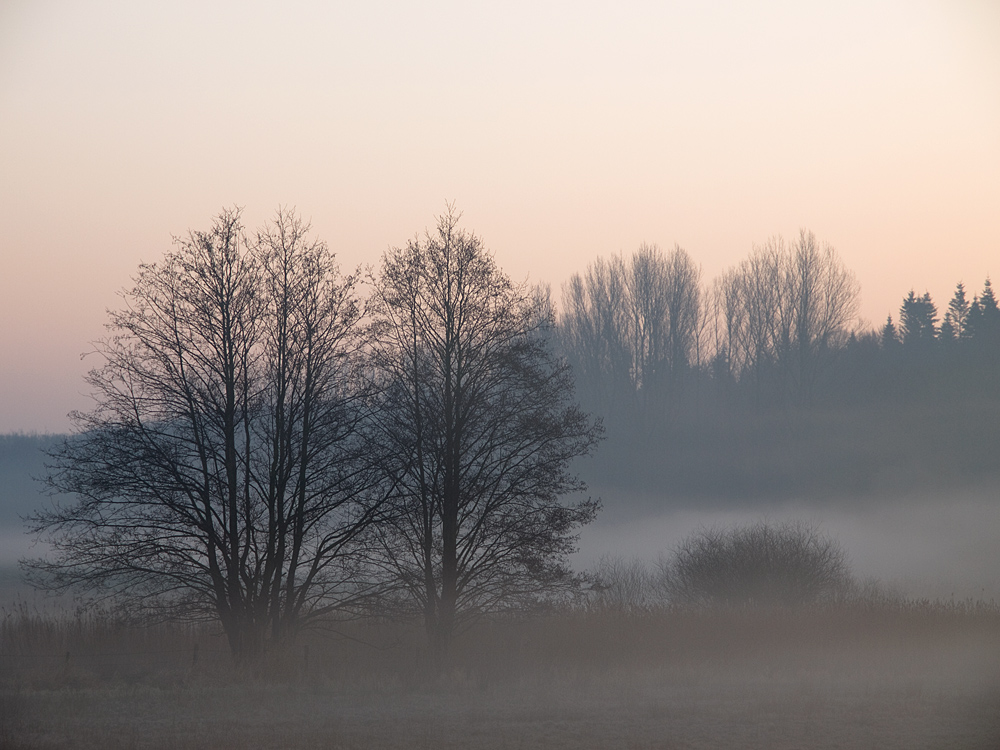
2,0 -> 998,432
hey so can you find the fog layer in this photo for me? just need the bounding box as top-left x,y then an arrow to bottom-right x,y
578,485 -> 1000,601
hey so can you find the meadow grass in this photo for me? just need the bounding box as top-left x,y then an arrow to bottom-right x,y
1,600 -> 998,749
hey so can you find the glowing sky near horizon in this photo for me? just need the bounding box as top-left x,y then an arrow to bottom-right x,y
1,0 -> 998,432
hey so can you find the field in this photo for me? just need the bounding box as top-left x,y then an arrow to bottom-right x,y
2,601 -> 998,749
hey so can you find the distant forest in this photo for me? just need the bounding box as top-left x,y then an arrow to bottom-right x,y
0,434 -> 62,529
556,231 -> 1000,507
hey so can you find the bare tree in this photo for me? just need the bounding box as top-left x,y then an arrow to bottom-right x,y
708,267 -> 743,384
789,230 -> 861,396
28,208 -> 378,659
560,254 -> 633,412
710,231 -> 859,401
662,245 -> 703,376
591,554 -> 658,613
713,239 -> 788,394
367,208 -> 601,664
560,243 -> 701,420
627,244 -> 702,396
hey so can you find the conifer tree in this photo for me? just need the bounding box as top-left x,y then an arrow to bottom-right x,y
974,278 -> 1000,346
899,291 -> 937,347
941,282 -> 970,342
880,315 -> 899,349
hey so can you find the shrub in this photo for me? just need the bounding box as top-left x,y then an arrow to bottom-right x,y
590,555 -> 659,612
660,521 -> 853,607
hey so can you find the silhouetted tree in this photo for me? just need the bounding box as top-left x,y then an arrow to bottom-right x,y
981,277 -> 999,313
560,244 -> 701,423
560,254 -> 633,415
787,230 -> 861,398
899,291 -> 937,347
636,243 -> 702,383
880,315 -> 899,349
938,318 -> 956,343
591,554 -> 658,612
711,231 -> 858,401
968,278 -> 1000,347
367,208 -> 601,664
940,282 -> 970,343
713,241 -> 786,395
29,208 -> 380,659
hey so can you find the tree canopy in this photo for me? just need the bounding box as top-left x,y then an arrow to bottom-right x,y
366,208 -> 602,661
30,209 -> 380,658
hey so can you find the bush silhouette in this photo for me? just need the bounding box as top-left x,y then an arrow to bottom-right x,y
661,521 -> 852,607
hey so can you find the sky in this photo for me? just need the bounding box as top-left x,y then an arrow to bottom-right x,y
1,0 -> 998,433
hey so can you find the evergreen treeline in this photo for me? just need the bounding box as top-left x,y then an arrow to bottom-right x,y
558,233 -> 1000,506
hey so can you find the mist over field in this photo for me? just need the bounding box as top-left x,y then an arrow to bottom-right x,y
3,425 -> 998,602
577,485 -> 1000,602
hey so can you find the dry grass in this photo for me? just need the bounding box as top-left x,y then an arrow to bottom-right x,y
2,602 -> 999,749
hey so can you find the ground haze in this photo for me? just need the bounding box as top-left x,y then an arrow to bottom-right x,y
1,605 -> 998,749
